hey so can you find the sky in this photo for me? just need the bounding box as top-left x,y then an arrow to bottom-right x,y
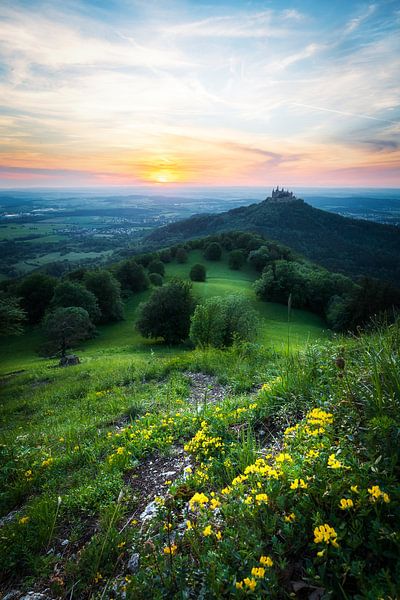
0,0 -> 399,188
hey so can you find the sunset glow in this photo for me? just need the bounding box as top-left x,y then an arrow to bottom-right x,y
0,1 -> 399,188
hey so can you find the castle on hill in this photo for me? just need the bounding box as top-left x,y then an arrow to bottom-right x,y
266,187 -> 303,203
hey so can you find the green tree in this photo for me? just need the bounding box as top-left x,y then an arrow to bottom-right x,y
228,250 -> 245,270
18,273 -> 56,324
0,294 -> 26,336
190,295 -> 258,348
115,260 -> 149,292
136,279 -> 196,344
148,260 -> 165,276
42,307 -> 95,356
175,247 -> 188,263
190,264 -> 206,282
51,281 -> 100,322
204,242 -> 222,261
84,270 -> 124,323
149,272 -> 163,287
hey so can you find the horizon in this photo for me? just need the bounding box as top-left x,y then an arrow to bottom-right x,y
1,1 -> 399,188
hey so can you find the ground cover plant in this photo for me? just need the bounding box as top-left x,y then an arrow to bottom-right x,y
0,318 -> 399,598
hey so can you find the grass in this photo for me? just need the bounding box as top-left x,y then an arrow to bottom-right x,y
0,321 -> 399,598
0,251 -> 327,374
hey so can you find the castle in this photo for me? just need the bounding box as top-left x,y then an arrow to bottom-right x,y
266,187 -> 302,203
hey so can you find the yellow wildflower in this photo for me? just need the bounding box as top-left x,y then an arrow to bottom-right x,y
284,512 -> 296,523
210,498 -> 221,510
19,516 -> 29,525
216,531 -> 222,540
41,457 -> 54,468
163,544 -> 177,555
350,485 -> 359,493
24,470 -> 33,479
339,498 -> 354,510
255,493 -> 269,505
368,485 -> 390,503
203,525 -> 212,537
243,577 -> 257,591
290,478 -> 308,490
314,524 -> 339,547
189,492 -> 209,510
251,567 -> 265,578
259,556 -> 273,567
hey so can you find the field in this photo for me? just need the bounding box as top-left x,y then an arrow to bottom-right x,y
0,250 -> 328,374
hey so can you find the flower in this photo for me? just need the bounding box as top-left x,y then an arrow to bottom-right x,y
117,541 -> 126,549
243,577 -> 257,591
24,469 -> 33,479
314,524 -> 339,547
339,498 -> 354,510
186,520 -> 193,530
41,457 -> 54,468
235,582 -> 243,590
290,478 -> 308,490
163,544 -> 177,555
368,485 -> 390,503
215,531 -> 222,540
284,512 -> 296,523
94,572 -> 103,584
259,556 -> 273,567
255,493 -> 269,505
203,525 -> 212,537
327,454 -> 347,469
189,492 -> 209,510
350,485 -> 359,493
19,516 -> 29,525
251,567 -> 265,578
210,498 -> 221,510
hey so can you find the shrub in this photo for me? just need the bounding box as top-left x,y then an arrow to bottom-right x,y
115,260 -> 149,292
190,264 -> 206,282
228,250 -> 245,270
149,272 -> 163,287
204,242 -> 222,261
136,279 -> 196,344
17,273 -> 56,324
84,270 -> 124,323
51,281 -> 100,322
175,247 -> 188,263
148,260 -> 165,277
190,295 -> 258,348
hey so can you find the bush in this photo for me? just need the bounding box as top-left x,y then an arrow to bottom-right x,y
136,279 -> 196,344
204,242 -> 222,261
190,264 -> 206,282
148,260 -> 165,277
115,260 -> 149,292
228,250 -> 245,270
190,295 -> 258,348
17,273 -> 56,324
51,281 -> 100,323
149,273 -> 163,287
175,247 -> 188,263
84,270 -> 124,323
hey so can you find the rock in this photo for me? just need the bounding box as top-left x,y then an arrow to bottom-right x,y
59,354 -> 80,367
20,593 -> 52,600
127,551 -> 140,573
140,500 -> 159,522
0,509 -> 18,528
61,539 -> 69,546
2,591 -> 20,600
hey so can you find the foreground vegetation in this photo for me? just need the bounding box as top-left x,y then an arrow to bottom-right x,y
1,319 -> 399,598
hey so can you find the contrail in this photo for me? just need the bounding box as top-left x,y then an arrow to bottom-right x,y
290,102 -> 398,124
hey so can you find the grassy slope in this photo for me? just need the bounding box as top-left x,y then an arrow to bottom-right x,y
0,251 -> 327,374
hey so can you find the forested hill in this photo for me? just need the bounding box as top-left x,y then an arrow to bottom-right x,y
146,198 -> 400,282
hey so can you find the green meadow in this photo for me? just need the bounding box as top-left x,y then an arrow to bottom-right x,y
0,250 -> 327,374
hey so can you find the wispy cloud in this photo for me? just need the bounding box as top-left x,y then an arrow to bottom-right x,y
0,0 -> 399,187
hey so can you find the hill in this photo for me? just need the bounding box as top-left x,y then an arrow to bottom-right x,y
146,190 -> 400,282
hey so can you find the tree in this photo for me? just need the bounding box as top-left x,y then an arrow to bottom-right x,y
42,307 -> 95,356
148,260 -> 165,276
175,247 -> 188,263
84,270 -> 124,323
51,281 -> 100,322
18,273 -> 56,324
149,272 -> 163,286
115,260 -> 149,292
228,250 -> 245,270
0,294 -> 26,336
190,295 -> 258,348
136,279 -> 196,344
204,242 -> 222,261
159,249 -> 172,263
190,264 -> 206,282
